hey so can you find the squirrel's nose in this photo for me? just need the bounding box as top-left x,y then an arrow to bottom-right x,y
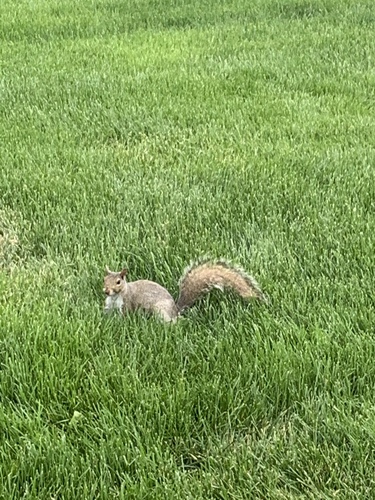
103,288 -> 109,295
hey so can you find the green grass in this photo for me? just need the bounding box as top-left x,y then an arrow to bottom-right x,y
1,0 -> 375,497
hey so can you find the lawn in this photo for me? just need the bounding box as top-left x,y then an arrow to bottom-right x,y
0,0 -> 374,498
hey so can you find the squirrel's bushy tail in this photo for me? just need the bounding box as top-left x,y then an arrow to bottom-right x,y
176,258 -> 266,313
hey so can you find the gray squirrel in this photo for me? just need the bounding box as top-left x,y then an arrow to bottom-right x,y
103,258 -> 266,322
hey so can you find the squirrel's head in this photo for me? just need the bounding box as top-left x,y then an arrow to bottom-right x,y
103,267 -> 127,296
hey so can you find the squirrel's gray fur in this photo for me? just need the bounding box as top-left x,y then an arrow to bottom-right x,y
103,258 -> 266,322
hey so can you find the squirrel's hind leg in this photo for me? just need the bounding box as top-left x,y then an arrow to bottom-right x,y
153,301 -> 178,323
159,310 -> 178,323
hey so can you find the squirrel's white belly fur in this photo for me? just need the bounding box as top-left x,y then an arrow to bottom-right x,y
105,293 -> 123,313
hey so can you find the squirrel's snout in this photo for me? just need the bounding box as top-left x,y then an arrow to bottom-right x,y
103,287 -> 110,296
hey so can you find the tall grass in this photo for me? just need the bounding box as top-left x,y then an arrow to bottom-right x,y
0,0 -> 374,497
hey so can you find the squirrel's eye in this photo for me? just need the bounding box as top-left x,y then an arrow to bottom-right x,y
116,279 -> 121,285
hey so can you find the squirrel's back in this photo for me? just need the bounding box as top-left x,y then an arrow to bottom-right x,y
127,280 -> 176,309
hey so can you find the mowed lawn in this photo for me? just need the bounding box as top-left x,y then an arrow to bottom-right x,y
0,0 -> 374,498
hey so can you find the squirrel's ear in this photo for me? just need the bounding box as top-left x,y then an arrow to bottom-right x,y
105,266 -> 111,275
120,268 -> 128,279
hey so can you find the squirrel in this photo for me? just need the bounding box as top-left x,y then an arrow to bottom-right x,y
103,258 -> 266,322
